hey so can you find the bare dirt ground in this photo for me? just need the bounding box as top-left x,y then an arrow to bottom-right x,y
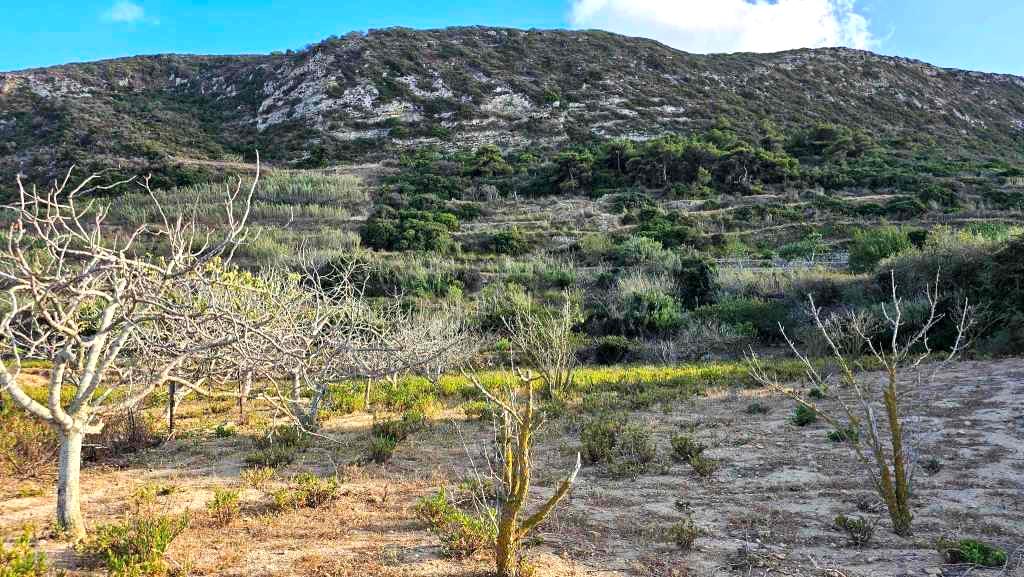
2,358 -> 1023,576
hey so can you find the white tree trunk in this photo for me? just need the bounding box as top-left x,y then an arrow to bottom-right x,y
56,428 -> 86,540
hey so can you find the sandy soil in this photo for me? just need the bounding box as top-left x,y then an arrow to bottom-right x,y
2,359 -> 1022,576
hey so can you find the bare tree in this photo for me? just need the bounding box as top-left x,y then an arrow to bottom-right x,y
234,263 -> 472,430
0,164 -> 258,539
748,272 -> 973,536
465,366 -> 581,577
503,290 -> 582,399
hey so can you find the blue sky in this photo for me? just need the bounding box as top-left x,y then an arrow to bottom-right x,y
1,1 -> 1020,75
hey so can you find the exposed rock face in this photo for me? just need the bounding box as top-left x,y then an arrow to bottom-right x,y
1,26 -> 1023,179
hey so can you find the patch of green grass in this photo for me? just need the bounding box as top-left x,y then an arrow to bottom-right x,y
937,538 -> 1007,567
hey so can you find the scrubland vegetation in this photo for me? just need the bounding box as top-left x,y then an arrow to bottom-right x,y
1,129 -> 1023,576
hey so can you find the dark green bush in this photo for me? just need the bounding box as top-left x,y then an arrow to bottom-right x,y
670,434 -> 706,462
593,335 -> 634,365
848,226 -> 913,273
490,227 -> 532,256
790,405 -> 817,427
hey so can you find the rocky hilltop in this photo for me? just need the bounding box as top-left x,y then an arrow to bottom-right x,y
2,26 -> 1023,182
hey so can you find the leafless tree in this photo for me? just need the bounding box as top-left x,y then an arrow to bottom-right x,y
503,290 -> 582,399
0,162 -> 259,539
748,272 -> 973,536
230,262 -> 473,430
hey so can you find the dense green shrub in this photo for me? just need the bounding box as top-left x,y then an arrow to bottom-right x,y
694,297 -> 789,343
593,335 -> 635,365
848,226 -> 914,273
490,227 -> 532,256
362,207 -> 460,252
620,290 -> 684,336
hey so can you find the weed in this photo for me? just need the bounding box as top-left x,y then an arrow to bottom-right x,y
790,404 -> 817,427
936,538 -> 1008,567
244,425 -> 311,468
213,423 -> 236,438
607,423 -> 657,479
244,445 -> 298,468
670,434 -> 706,462
833,514 -> 875,547
80,513 -> 189,576
273,473 -> 339,510
0,530 -> 49,577
415,488 -> 495,559
580,415 -> 624,464
665,516 -> 702,551
206,488 -> 241,527
827,427 -> 860,443
240,466 -> 276,490
367,435 -> 399,464
744,401 -> 770,415
688,454 -> 720,479
922,457 -> 943,476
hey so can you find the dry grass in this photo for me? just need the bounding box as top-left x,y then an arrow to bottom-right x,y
1,359 -> 1022,576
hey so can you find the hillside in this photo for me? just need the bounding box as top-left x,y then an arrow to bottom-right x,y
2,26 -> 1024,184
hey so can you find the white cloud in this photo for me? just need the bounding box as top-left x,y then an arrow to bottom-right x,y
104,1 -> 146,23
569,0 -> 876,54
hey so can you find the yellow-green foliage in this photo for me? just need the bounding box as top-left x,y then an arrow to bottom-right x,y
80,514 -> 188,576
0,530 -> 49,577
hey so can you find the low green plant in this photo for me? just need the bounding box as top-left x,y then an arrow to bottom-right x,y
80,514 -> 189,576
744,401 -> 770,415
367,435 -> 399,464
790,404 -> 817,427
580,415 -> 625,464
670,434 -> 706,462
244,424 -> 312,468
936,538 -> 1008,567
922,457 -> 944,476
826,427 -> 860,443
665,516 -> 702,551
461,400 -> 494,421
272,473 -> 339,510
213,423 -> 236,438
833,514 -> 875,547
688,453 -> 720,479
607,423 -> 657,479
240,466 -> 276,490
206,488 -> 241,527
244,445 -> 297,468
414,488 -> 495,559
0,530 -> 50,577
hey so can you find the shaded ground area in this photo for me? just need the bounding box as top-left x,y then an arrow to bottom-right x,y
2,359 -> 1022,576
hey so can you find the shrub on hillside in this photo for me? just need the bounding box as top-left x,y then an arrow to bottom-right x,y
848,226 -> 914,273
